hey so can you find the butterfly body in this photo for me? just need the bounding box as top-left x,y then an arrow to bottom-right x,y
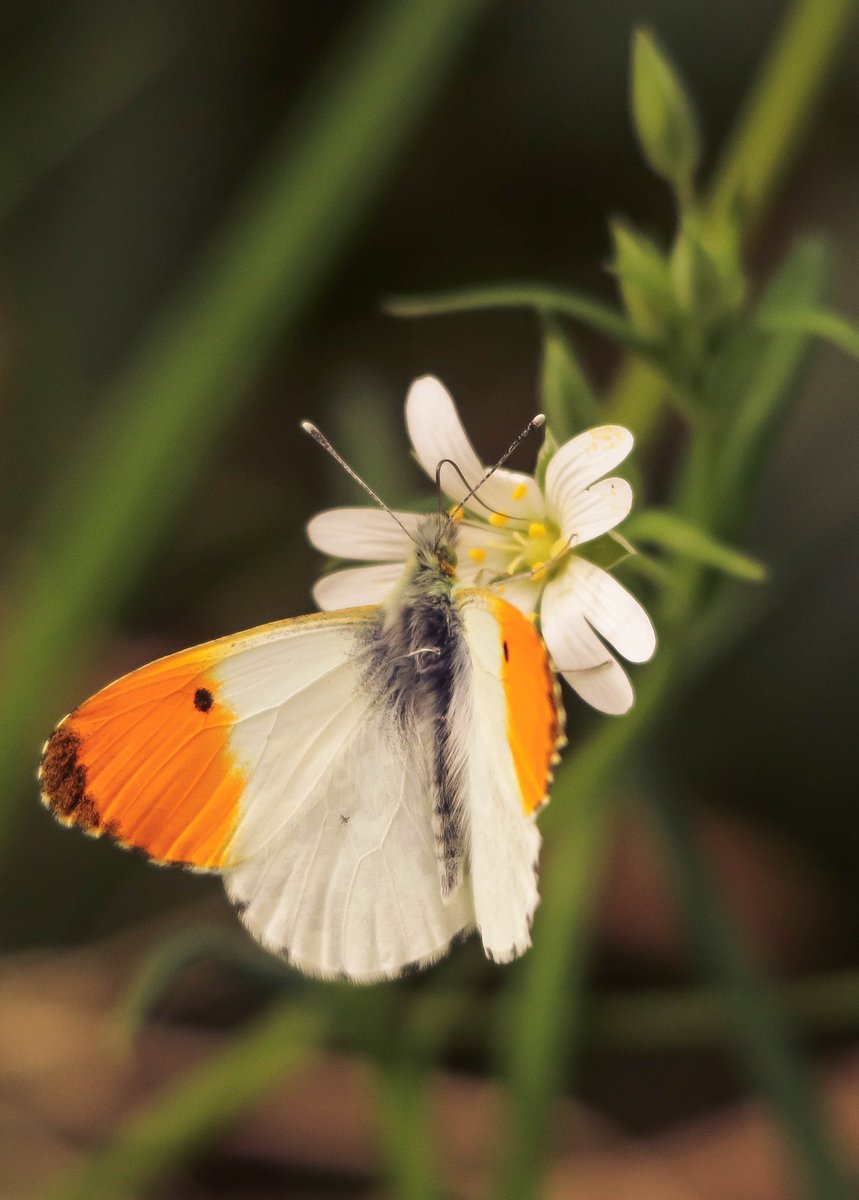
40,512 -> 564,981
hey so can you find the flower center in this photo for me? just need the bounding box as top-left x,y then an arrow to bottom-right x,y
507,518 -> 567,581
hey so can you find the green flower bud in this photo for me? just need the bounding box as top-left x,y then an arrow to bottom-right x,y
631,28 -> 701,200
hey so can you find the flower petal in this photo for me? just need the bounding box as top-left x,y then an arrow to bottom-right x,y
540,569 -> 614,670
561,660 -> 634,715
313,563 -> 404,610
561,477 -> 633,545
566,558 -> 656,663
307,507 -> 422,561
545,426 -> 634,522
405,376 -> 544,519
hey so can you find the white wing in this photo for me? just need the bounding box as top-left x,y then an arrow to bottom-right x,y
225,715 -> 474,981
215,611 -> 474,981
454,590 -> 562,963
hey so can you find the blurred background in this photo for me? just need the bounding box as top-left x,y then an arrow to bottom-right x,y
1,1 -> 859,1197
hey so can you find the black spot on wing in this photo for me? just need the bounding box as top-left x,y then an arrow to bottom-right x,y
193,687 -> 214,712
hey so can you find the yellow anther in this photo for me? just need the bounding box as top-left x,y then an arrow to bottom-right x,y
528,522 -> 547,540
511,483 -> 527,501
468,547 -> 487,563
531,561 -> 547,580
489,512 -> 508,527
448,505 -> 464,524
550,537 -> 569,558
528,611 -> 539,624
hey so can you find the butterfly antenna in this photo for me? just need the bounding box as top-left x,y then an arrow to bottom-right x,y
448,413 -> 545,521
302,421 -> 420,546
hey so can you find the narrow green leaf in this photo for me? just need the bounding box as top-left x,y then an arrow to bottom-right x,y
717,236 -> 830,528
626,509 -> 767,581
650,787 -> 854,1200
631,28 -> 701,199
609,219 -> 676,336
386,283 -> 658,355
539,317 -> 598,441
757,306 -> 859,360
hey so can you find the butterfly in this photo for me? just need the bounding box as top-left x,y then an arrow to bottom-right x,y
39,420 -> 565,982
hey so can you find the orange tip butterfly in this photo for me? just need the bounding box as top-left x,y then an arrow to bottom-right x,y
39,415 -> 565,982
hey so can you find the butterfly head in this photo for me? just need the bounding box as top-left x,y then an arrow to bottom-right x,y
413,512 -> 458,580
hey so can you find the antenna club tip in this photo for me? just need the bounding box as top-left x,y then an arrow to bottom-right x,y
533,413 -> 546,428
300,420 -> 317,434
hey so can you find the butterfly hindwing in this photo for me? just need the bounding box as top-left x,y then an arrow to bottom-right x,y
225,717 -> 475,982
455,589 -> 565,962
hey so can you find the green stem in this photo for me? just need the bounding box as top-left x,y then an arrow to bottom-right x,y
706,0 -> 857,234
605,0 -> 857,439
649,790 -> 854,1200
0,0 -> 495,857
34,1002 -> 324,1200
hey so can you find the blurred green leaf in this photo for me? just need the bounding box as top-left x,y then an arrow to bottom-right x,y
538,317 -> 598,440
0,0 -> 496,856
630,28 -> 701,200
626,509 -> 767,581
609,219 -> 676,336
706,0 -> 858,235
757,306 -> 859,360
534,424 -> 559,492
670,219 -> 732,320
717,236 -> 830,528
575,530 -> 635,572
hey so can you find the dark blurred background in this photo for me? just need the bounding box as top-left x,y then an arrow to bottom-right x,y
2,1 -> 859,1193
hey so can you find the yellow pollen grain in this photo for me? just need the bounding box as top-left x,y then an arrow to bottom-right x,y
489,513 -> 508,527
528,611 -> 539,624
550,537 -> 568,558
468,547 -> 487,563
511,483 -> 527,501
528,522 -> 546,540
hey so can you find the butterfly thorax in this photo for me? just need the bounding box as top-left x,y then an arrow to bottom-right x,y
359,512 -> 467,897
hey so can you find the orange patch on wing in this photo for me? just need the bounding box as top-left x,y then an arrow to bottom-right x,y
40,645 -> 244,869
492,597 -> 563,814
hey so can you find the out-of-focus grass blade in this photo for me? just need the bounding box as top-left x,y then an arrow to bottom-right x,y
757,306 -> 859,360
0,7 -> 179,224
626,508 -> 767,581
34,1001 -> 324,1200
706,0 -> 858,236
493,650 -> 675,1200
591,969 -> 859,1052
386,283 -> 661,359
650,786 -> 854,1200
0,0 -> 495,853
717,237 -> 829,528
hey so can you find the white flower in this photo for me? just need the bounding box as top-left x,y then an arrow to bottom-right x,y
307,377 -> 656,714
